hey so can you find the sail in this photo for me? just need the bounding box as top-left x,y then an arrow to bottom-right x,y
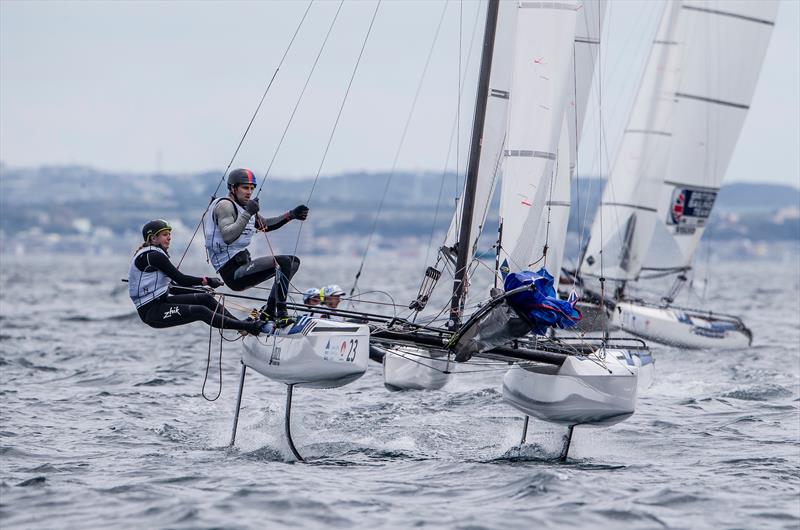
642,0 -> 778,273
498,0 -> 579,275
532,115 -> 571,290
533,0 -> 606,291
580,1 -> 684,282
568,0 -> 607,165
443,0 -> 517,258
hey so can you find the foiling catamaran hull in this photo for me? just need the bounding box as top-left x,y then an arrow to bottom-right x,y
241,317 -> 370,389
371,345 -> 452,391
502,351 -> 638,426
612,301 -> 752,350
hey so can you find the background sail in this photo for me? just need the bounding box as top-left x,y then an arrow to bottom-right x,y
567,0 -> 607,166
580,1 -> 684,283
498,0 -> 579,274
643,0 -> 779,273
443,0 -> 517,257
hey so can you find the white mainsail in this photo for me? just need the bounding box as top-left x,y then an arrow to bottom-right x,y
533,0 -> 606,290
580,1 -> 685,283
498,0 -> 580,274
642,0 -> 778,273
443,0 -> 517,258
532,115 -> 572,287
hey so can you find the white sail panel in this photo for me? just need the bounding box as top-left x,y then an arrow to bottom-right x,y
643,0 -> 779,272
580,1 -> 684,282
568,0 -> 607,164
532,115 -> 571,290
443,0 -> 517,257
499,0 -> 579,274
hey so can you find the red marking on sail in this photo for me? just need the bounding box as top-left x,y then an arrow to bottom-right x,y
521,199 -> 532,206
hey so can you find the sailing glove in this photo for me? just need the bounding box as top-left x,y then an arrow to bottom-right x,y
244,198 -> 260,215
289,204 -> 309,221
207,277 -> 224,288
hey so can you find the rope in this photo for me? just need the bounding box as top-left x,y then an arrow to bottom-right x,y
254,0 -> 345,200
201,294 -> 226,401
290,0 -> 382,264
348,0 -> 451,296
176,1 -> 314,269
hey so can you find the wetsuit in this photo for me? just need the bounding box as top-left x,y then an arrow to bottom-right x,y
204,197 -> 300,317
129,246 -> 260,333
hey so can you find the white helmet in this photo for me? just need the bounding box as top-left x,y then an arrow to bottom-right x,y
323,284 -> 345,298
302,287 -> 321,304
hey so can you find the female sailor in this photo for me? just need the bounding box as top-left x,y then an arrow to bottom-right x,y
129,219 -> 264,335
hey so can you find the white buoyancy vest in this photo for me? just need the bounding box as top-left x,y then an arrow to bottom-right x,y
128,246 -> 172,308
203,197 -> 256,272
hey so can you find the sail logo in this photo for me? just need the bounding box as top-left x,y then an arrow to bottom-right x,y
668,187 -> 717,229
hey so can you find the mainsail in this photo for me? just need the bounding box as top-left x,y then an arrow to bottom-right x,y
642,0 -> 779,274
442,0 -> 517,259
533,0 -> 606,291
580,1 -> 685,284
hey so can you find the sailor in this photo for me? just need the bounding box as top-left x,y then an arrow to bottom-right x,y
320,284 -> 346,320
302,288 -> 322,307
302,287 -> 322,317
129,219 -> 265,335
204,168 -> 309,326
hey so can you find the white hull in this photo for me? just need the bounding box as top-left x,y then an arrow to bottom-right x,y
380,346 -> 452,391
241,317 -> 370,389
612,302 -> 752,350
502,350 -> 638,426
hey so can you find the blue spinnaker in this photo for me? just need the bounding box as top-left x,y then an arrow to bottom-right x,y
504,268 -> 582,336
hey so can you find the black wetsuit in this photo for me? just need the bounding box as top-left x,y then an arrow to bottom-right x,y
133,249 -> 259,333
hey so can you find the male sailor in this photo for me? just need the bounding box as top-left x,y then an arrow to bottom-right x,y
204,168 -> 309,326
320,284 -> 346,320
129,219 -> 265,335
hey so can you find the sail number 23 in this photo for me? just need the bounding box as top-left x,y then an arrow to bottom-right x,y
345,339 -> 358,362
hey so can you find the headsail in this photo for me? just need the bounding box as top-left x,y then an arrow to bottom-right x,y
642,0 -> 779,273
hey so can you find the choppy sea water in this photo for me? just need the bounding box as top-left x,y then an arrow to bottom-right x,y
1,252 -> 798,529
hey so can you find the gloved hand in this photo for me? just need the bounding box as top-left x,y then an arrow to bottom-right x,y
289,204 -> 309,221
244,198 -> 260,215
207,277 -> 224,289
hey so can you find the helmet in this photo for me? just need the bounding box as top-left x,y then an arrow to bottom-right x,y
323,284 -> 346,298
142,219 -> 172,241
302,288 -> 321,304
227,168 -> 257,188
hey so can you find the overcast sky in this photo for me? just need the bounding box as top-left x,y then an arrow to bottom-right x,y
1,0 -> 798,187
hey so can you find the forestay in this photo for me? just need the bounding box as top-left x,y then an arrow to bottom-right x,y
498,0 -> 579,274
581,1 -> 685,283
642,0 -> 778,273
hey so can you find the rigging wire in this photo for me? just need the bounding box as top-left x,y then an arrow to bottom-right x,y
175,0 -> 315,269
254,0 -> 345,200
347,0 -> 452,298
291,0 -> 382,260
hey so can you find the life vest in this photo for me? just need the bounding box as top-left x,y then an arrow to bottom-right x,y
203,197 -> 256,271
128,246 -> 172,308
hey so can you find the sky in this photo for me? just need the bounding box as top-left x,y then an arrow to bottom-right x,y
1,0 -> 798,187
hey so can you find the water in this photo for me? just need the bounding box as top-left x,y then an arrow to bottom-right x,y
1,252 -> 798,529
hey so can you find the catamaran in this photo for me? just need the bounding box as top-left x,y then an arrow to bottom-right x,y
576,0 -> 777,349
201,0 -> 650,462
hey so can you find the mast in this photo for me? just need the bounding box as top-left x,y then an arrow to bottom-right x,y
448,0 -> 500,330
